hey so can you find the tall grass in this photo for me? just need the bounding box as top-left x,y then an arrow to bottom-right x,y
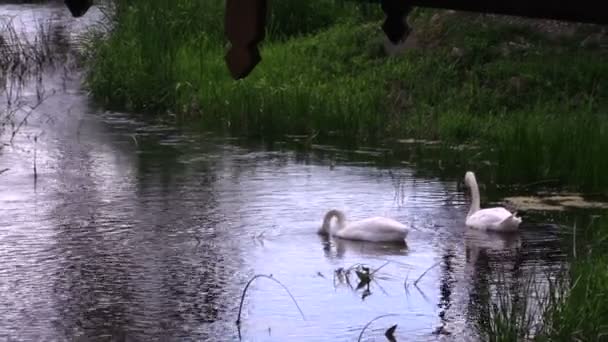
479,216 -> 608,341
85,2 -> 608,192
1,17 -> 57,140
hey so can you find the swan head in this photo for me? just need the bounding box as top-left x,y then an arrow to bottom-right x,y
464,171 -> 476,188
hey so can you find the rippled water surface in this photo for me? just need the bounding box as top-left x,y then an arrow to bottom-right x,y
0,3 -> 585,341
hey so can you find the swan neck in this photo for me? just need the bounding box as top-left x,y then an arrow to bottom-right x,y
467,177 -> 481,218
322,210 -> 346,234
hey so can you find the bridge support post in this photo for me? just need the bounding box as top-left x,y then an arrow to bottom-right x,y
224,0 -> 268,80
64,0 -> 92,17
381,0 -> 413,44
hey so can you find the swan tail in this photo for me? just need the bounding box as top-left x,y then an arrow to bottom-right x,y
513,212 -> 522,224
509,211 -> 522,224
499,213 -> 522,230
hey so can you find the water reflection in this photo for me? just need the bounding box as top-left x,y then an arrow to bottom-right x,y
320,235 -> 409,260
464,229 -> 522,266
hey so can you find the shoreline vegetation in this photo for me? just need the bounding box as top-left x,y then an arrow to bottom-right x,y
84,1 -> 608,194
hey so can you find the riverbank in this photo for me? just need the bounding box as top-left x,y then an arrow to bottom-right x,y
85,2 -> 607,193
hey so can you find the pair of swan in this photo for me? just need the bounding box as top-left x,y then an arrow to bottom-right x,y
317,171 -> 521,243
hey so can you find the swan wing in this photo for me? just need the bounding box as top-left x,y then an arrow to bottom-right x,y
336,217 -> 408,242
466,207 -> 519,231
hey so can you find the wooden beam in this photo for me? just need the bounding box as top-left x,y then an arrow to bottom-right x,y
224,0 -> 268,80
407,0 -> 608,25
381,0 -> 413,44
64,0 -> 92,18
62,0 -> 605,80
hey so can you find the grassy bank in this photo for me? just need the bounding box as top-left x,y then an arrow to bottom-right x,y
85,1 -> 608,192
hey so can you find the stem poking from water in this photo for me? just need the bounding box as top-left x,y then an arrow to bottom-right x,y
572,222 -> 577,259
357,313 -> 399,342
414,261 -> 441,287
33,136 -> 38,182
236,274 -> 305,333
370,261 -> 391,276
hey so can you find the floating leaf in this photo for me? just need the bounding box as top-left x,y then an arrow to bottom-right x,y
385,324 -> 398,341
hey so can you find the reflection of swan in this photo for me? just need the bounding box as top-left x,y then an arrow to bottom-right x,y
318,209 -> 408,243
464,171 -> 521,232
318,235 -> 408,261
464,229 -> 522,265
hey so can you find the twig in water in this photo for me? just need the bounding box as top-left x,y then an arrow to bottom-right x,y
370,261 -> 391,276
521,178 -> 560,188
33,136 -> 37,181
131,134 -> 139,147
372,278 -> 390,296
357,313 -> 399,342
9,92 -> 52,144
414,261 -> 441,287
236,274 -> 305,335
304,130 -> 319,148
0,168 -> 8,175
414,284 -> 431,303
572,222 -> 577,259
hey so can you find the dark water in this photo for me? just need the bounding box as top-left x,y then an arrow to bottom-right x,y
0,3 -> 592,341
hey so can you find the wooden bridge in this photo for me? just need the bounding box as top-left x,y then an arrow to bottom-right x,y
65,0 -> 607,80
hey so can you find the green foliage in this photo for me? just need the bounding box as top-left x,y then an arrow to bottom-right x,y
480,217 -> 608,341
85,4 -> 608,192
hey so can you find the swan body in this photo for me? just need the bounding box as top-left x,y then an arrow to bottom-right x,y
464,171 -> 522,232
318,209 -> 408,243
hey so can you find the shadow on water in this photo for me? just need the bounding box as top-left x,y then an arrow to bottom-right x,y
1,2 -> 607,342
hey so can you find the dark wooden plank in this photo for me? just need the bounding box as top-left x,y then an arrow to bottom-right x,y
407,0 -> 608,25
224,0 -> 268,80
64,0 -> 92,18
381,0 -> 413,44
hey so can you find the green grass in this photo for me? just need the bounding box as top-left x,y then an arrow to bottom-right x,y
85,1 -> 608,192
479,216 -> 608,341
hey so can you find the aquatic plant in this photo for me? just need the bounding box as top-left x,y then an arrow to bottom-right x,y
480,216 -> 608,341
1,18 -> 57,142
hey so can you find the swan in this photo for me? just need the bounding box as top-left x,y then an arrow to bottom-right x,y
318,209 -> 408,243
463,171 -> 522,232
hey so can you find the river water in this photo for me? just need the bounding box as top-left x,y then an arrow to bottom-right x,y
0,3 -> 595,341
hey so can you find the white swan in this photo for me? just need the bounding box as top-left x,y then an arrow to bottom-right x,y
463,171 -> 522,232
318,209 -> 408,243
